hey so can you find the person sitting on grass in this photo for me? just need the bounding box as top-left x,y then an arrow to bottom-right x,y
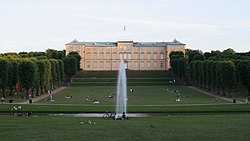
26,112 -> 32,117
108,93 -> 115,99
64,95 -> 73,99
85,96 -> 90,101
1,97 -> 5,103
130,88 -> 134,93
11,106 -> 18,116
93,99 -> 100,104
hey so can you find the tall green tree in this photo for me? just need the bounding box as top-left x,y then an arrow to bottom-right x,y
215,62 -> 222,95
36,60 -> 47,94
177,58 -> 187,81
68,52 -> 81,71
31,61 -> 39,98
18,60 -> 37,99
198,61 -> 204,88
69,57 -> 77,77
192,61 -> 201,86
211,61 -> 218,91
49,59 -> 57,89
220,61 -> 236,96
7,61 -> 19,96
238,61 -> 250,96
246,64 -> 250,97
0,58 -> 9,98
43,60 -> 52,91
63,56 -> 77,82
206,61 -> 213,90
58,60 -> 65,84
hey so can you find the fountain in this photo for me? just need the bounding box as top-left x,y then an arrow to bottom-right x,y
116,60 -> 127,118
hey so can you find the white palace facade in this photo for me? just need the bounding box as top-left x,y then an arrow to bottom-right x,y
65,39 -> 185,71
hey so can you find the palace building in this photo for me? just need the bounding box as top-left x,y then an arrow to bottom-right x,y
65,39 -> 185,71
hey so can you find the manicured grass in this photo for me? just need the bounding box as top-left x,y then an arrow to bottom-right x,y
38,86 -> 227,105
0,114 -> 250,141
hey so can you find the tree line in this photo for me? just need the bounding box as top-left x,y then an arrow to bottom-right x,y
190,58 -> 250,97
0,50 -> 81,99
170,48 -> 250,98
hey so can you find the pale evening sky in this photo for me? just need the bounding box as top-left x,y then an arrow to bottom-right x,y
0,0 -> 249,53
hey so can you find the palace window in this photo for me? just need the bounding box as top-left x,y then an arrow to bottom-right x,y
128,53 -> 132,59
147,47 -> 150,51
140,53 -> 145,59
106,61 -> 110,68
153,53 -> 158,59
128,61 -> 131,68
100,52 -> 104,59
69,45 -> 73,51
77,45 -> 80,51
124,53 -> 127,59
87,61 -> 90,68
93,61 -> 97,68
147,61 -> 151,68
106,53 -> 111,59
141,61 -> 145,68
160,53 -> 164,59
112,53 -> 117,59
86,53 -> 91,59
147,53 -> 151,59
93,53 -> 97,59
128,45 -> 132,51
134,53 -> 138,59
100,61 -> 104,68
153,61 -> 157,68
119,53 -> 123,59
134,61 -> 138,68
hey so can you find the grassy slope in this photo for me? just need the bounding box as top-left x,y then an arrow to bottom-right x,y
0,114 -> 250,141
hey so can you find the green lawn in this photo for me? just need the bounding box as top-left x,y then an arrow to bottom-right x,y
0,114 -> 250,141
38,86 -> 226,105
1,70 -> 250,141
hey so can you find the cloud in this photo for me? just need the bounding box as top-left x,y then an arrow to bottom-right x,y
224,22 -> 250,29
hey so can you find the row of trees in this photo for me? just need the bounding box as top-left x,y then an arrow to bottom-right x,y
189,57 -> 250,97
170,48 -> 250,97
0,50 -> 80,99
